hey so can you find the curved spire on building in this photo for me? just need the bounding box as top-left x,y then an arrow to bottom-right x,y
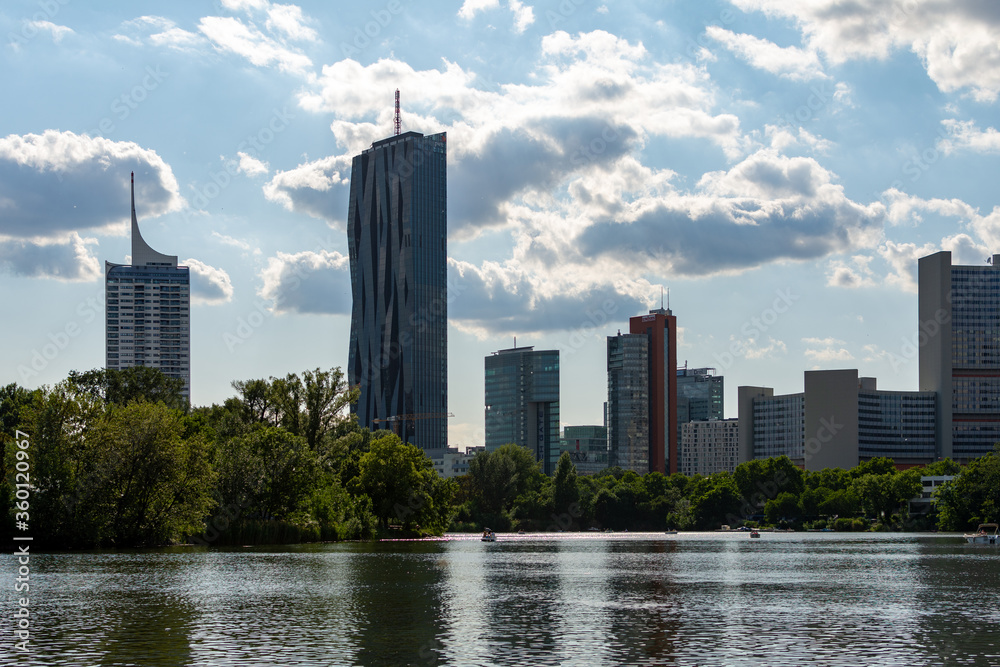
130,171 -> 177,267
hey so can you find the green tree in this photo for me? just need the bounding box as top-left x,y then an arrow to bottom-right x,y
552,451 -> 580,517
468,444 -> 543,516
67,367 -> 187,411
936,446 -> 1000,530
692,477 -> 742,529
355,432 -> 454,533
765,491 -> 801,524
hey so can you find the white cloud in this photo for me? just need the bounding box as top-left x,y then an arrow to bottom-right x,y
149,27 -> 205,50
938,119 -> 1000,155
803,337 -> 854,362
26,20 -> 74,43
211,231 -> 255,253
259,250 -> 351,314
266,4 -> 318,42
826,255 -> 876,288
877,240 -> 938,293
729,0 -> 1000,100
458,0 -> 501,20
185,258 -> 235,304
237,151 -> 270,177
0,130 -> 183,239
508,0 -> 535,33
706,26 -> 826,80
221,0 -> 269,11
198,16 -> 312,74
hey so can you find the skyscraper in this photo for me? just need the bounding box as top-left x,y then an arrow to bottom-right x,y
920,250 -> 1000,462
629,308 -> 678,474
105,173 -> 191,401
607,332 -> 649,473
677,366 -> 724,430
484,346 -> 560,473
347,130 -> 448,451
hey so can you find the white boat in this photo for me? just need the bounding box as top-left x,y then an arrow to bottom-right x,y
964,523 -> 999,545
481,529 -> 496,542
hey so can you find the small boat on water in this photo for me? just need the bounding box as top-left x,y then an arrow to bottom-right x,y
964,523 -> 999,545
749,530 -> 761,539
481,528 -> 496,542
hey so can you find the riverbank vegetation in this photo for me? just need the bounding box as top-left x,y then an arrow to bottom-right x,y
2,367 -> 998,547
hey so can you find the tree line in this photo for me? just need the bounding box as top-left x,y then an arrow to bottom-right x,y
2,366 -> 998,547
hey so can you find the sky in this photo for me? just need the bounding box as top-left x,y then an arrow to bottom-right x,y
3,0 -> 1000,450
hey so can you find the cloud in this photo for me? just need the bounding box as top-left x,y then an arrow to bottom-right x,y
258,250 -> 351,314
237,151 -> 270,177
149,27 -> 205,50
26,20 -> 74,43
577,149 -> 884,277
938,119 -> 1000,155
706,26 -> 826,80
185,258 -> 235,304
877,240 -> 938,293
458,0 -> 501,20
508,0 -> 535,33
0,233 -> 100,282
803,337 -> 854,362
211,231 -> 258,254
198,16 -> 312,74
285,31 -> 747,237
826,255 -> 876,288
265,4 -> 318,42
0,130 -> 182,239
729,0 -> 1000,100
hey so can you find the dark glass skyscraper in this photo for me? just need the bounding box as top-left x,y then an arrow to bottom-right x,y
347,131 -> 448,451
484,346 -> 560,474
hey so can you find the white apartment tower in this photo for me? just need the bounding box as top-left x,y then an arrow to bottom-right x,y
105,173 -> 190,401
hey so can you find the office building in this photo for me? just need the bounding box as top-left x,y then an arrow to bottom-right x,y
738,370 -> 936,470
679,418 -> 739,476
677,365 -> 723,437
484,346 -> 560,474
560,425 -> 609,476
920,251 -> 1000,462
105,173 -> 190,401
347,129 -> 448,451
607,332 -> 650,473
628,308 -> 678,473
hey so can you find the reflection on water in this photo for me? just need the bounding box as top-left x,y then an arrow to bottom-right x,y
3,533 -> 999,666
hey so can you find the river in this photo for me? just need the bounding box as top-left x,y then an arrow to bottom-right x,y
3,532 -> 998,666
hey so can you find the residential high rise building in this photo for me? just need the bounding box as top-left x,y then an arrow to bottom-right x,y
347,130 -> 448,451
607,332 -> 649,473
919,251 -> 1000,462
679,418 -> 739,476
484,346 -> 560,474
630,308 -> 678,474
105,173 -> 190,401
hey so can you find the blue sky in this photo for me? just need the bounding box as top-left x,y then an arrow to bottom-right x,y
3,0 -> 1000,450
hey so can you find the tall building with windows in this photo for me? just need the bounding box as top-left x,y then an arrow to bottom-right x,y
560,425 -> 609,476
484,346 -> 560,474
920,251 -> 1000,462
677,366 -> 724,437
738,370 -> 935,470
631,308 -> 678,473
680,418 -> 739,476
105,173 -> 190,401
607,332 -> 650,473
347,130 -> 448,451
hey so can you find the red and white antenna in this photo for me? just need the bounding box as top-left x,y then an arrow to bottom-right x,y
394,89 -> 401,136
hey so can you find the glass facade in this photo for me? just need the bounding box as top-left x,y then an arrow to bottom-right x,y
348,132 -> 448,451
949,265 -> 1000,458
752,393 -> 805,460
858,391 -> 936,460
560,425 -> 609,476
484,347 -> 560,474
677,367 -> 723,439
607,333 -> 649,473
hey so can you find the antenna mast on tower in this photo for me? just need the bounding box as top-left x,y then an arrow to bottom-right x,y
394,89 -> 401,136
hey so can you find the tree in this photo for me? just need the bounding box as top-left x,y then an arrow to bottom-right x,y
355,432 -> 454,533
552,451 -> 580,517
67,367 -> 187,411
692,477 -> 742,529
468,444 -> 543,516
936,446 -> 1000,530
765,491 -> 801,524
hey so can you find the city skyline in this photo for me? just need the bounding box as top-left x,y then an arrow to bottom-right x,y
3,1 -> 1000,450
